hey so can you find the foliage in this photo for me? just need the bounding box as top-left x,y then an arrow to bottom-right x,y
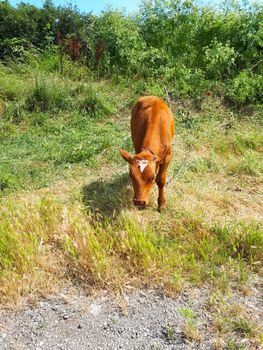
226,70 -> 263,104
0,0 -> 262,104
94,11 -> 144,75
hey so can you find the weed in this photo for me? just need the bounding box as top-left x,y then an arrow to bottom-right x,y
226,338 -> 246,350
179,307 -> 195,320
0,197 -> 63,306
232,317 -> 257,338
214,337 -> 224,350
151,342 -> 161,350
182,321 -> 204,343
163,324 -> 175,341
179,306 -> 204,343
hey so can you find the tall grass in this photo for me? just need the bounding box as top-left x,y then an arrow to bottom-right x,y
0,197 -> 63,305
1,192 -> 262,307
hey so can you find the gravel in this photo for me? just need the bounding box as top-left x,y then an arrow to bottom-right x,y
0,286 -> 262,350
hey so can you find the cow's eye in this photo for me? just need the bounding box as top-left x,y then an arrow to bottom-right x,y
151,176 -> 155,183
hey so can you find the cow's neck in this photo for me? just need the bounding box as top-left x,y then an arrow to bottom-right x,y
140,123 -> 161,155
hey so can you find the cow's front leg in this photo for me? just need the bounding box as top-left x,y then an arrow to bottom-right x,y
156,153 -> 172,212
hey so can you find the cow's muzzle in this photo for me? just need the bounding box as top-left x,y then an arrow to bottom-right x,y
133,199 -> 146,209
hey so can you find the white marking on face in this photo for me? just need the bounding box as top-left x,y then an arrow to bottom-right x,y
137,160 -> 148,173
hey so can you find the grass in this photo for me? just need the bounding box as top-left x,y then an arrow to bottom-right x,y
0,67 -> 131,194
182,321 -> 204,343
0,189 -> 262,305
179,307 -> 204,343
0,58 -> 262,344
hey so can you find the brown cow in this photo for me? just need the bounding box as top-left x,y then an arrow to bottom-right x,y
120,96 -> 174,212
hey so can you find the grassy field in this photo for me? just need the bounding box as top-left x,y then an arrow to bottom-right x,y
0,61 -> 263,346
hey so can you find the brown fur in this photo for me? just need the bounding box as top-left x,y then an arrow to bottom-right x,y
120,96 -> 174,212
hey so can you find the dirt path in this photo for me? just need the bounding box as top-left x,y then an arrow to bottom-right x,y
1,284 -> 262,350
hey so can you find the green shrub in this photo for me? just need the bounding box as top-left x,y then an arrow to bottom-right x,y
204,40 -> 237,80
0,1 -> 262,105
2,38 -> 34,63
226,71 -> 262,105
138,47 -> 169,78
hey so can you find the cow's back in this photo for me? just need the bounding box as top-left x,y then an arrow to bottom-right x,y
131,96 -> 174,153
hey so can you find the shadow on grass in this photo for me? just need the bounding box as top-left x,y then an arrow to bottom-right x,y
82,172 -> 132,219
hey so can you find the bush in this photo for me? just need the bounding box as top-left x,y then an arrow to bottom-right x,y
0,1 -> 262,106
25,80 -> 69,112
204,40 -> 237,80
226,71 -> 263,105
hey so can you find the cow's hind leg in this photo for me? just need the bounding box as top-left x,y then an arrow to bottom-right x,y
156,153 -> 172,212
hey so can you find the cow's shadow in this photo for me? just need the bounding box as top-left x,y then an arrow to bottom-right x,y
82,172 -> 132,220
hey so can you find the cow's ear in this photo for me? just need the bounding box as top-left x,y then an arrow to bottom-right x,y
119,149 -> 133,163
154,155 -> 163,165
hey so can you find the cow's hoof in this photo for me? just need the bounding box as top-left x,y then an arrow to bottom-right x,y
158,205 -> 166,213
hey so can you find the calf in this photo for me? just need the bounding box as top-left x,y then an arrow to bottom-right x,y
120,96 -> 174,212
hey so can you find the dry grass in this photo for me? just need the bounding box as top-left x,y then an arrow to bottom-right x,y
0,170 -> 262,308
182,321 -> 204,343
166,175 -> 263,224
214,337 -> 224,350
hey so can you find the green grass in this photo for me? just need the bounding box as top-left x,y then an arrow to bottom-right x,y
0,63 -> 133,194
0,60 -> 262,348
232,317 -> 257,338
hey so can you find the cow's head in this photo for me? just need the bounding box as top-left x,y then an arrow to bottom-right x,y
119,149 -> 162,209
